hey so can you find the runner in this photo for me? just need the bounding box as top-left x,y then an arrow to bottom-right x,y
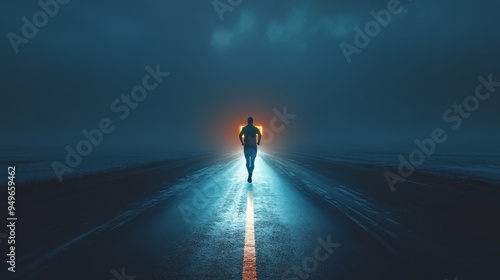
239,117 -> 262,183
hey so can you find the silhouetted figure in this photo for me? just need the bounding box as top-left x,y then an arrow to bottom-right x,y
239,117 -> 262,183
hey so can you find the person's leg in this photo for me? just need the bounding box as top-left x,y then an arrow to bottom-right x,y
244,149 -> 251,173
246,149 -> 256,182
244,148 -> 255,183
249,149 -> 257,174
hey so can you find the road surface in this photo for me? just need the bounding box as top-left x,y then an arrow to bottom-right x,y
4,152 -> 499,279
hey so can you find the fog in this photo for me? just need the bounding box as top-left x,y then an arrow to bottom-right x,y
1,0 -> 499,155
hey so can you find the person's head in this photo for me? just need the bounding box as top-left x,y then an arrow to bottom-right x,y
247,117 -> 254,125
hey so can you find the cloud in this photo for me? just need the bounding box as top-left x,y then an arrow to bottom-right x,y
210,6 -> 360,52
211,11 -> 256,51
211,30 -> 237,50
266,9 -> 307,43
264,8 -> 358,51
320,15 -> 357,38
237,11 -> 256,33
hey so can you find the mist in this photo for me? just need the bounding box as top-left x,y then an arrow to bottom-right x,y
1,0 -> 499,156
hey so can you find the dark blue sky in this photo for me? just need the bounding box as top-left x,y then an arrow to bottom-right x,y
1,0 -> 499,154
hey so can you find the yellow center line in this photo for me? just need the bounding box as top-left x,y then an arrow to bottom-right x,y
242,190 -> 257,280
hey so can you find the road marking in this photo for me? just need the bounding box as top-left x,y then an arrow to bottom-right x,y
243,190 -> 257,280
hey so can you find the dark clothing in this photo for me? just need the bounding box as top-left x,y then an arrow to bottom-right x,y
240,125 -> 261,174
241,125 -> 260,149
244,148 -> 257,174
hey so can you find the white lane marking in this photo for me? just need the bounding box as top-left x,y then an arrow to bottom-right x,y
243,190 -> 257,280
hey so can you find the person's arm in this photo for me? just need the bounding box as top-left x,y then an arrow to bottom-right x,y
239,129 -> 244,145
257,128 -> 262,145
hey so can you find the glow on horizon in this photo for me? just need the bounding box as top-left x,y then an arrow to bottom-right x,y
239,125 -> 263,137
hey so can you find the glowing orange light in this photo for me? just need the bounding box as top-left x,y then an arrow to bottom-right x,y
239,125 -> 263,136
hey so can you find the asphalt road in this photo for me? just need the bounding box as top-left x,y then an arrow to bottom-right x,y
5,151 -> 497,280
